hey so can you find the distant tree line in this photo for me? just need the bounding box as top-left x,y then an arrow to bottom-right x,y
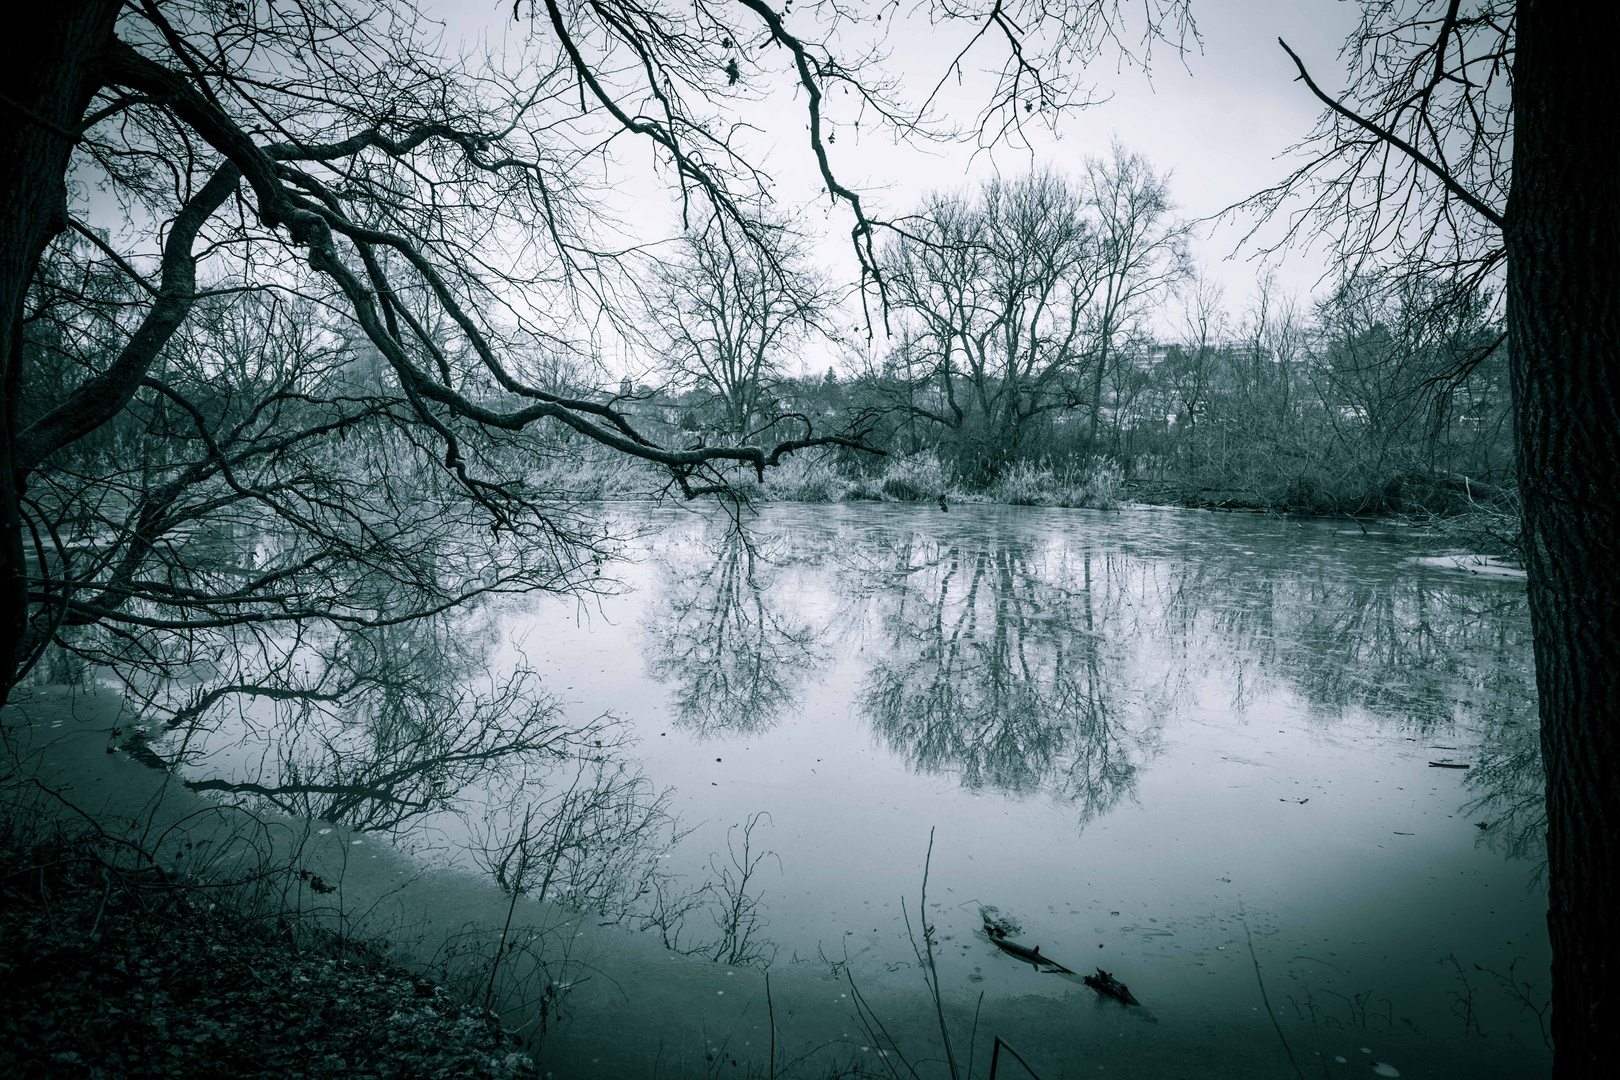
642,159 -> 1510,516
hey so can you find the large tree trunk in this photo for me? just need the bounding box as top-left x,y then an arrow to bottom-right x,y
0,1 -> 121,696
1507,1 -> 1620,1073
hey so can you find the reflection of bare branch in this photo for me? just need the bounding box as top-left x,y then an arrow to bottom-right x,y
643,531 -> 822,737
125,615 -> 621,836
471,755 -> 677,918
1463,715 -> 1547,878
860,536 -> 1156,822
638,812 -> 778,968
426,899 -> 585,1044
698,812 -> 778,968
1473,958 -> 1552,1051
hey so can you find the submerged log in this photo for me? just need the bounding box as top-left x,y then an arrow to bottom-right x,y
1082,968 -> 1141,1007
981,910 -> 1142,1004
986,932 -> 1075,974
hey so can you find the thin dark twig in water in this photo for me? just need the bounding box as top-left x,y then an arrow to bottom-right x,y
1443,954 -> 1486,1037
845,967 -> 921,1080
902,826 -> 959,1080
1475,958 -> 1551,1049
965,990 -> 984,1080
485,805 -> 534,1008
87,866 -> 112,940
988,1036 -> 1045,1080
766,971 -> 776,1080
1240,901 -> 1307,1080
39,867 -> 56,933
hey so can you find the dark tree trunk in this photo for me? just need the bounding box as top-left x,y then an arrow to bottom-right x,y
0,1 -> 121,696
1086,336 -> 1110,453
1507,1 -> 1620,1073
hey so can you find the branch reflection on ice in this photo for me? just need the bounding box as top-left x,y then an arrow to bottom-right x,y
642,530 -> 823,738
857,535 -> 1160,821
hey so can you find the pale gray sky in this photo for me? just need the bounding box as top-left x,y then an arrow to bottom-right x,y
75,3 -> 1367,379
424,0 -> 1363,367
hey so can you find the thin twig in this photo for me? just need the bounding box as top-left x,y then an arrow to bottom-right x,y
1240,902 -> 1307,1080
989,1036 -> 1046,1080
88,866 -> 112,939
766,971 -> 776,1080
902,826 -> 959,1080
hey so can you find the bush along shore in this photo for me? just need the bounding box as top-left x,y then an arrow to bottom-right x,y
0,819 -> 539,1080
544,445 -> 1523,560
545,447 -> 1128,510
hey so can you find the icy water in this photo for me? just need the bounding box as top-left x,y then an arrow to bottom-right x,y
160,502 -> 1552,1076
509,503 -> 1550,1075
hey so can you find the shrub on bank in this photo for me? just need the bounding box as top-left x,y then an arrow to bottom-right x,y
528,443 -> 665,499
876,452 -> 949,503
524,441 -> 1134,512
744,450 -> 1128,510
988,460 -> 1049,505
762,454 -> 847,503
987,458 -> 1123,510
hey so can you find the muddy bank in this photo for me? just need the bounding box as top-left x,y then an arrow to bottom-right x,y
0,823 -> 536,1080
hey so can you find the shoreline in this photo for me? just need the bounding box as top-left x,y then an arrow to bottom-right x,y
5,670 -> 1549,1079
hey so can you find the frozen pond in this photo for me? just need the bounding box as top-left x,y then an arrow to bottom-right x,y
495,503 -> 1548,1073
168,502 -> 1554,1075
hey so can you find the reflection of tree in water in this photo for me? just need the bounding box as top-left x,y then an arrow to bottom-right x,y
847,521 -> 1539,845
1145,546 -> 1541,864
1276,583 -> 1528,728
643,531 -> 822,737
469,751 -> 676,917
116,594 -> 683,914
127,610 -> 614,835
857,534 -> 1162,821
1215,572 -> 1544,869
1149,544 -> 1535,728
1464,676 -> 1547,874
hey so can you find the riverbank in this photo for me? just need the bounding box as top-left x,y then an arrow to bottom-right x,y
0,688 -> 937,1080
551,447 -> 1523,558
0,823 -> 537,1080
1,689 -> 552,1079
3,502 -> 1547,1080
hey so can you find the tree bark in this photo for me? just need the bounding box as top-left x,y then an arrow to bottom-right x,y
12,163 -> 239,476
0,0 -> 123,695
1507,1 -> 1620,1073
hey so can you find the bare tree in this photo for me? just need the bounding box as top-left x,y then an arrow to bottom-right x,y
1231,272 -> 1305,423
883,171 -> 1103,477
1240,1 -> 1618,1067
1080,143 -> 1191,450
882,156 -> 1185,474
649,218 -> 832,443
1170,271 -> 1229,431
1309,273 -> 1493,489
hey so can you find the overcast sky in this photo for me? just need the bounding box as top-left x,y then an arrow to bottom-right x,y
421,1 -> 1365,357
71,2 -> 1375,379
